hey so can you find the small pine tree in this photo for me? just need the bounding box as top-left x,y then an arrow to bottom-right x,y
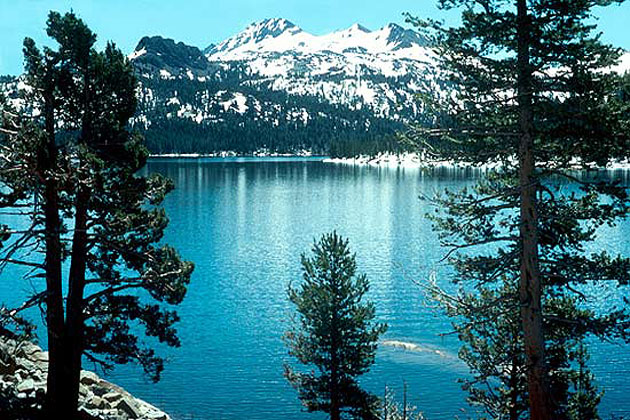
284,232 -> 387,420
567,345 -> 603,420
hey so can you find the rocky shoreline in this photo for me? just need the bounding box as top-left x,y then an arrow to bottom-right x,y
0,338 -> 169,420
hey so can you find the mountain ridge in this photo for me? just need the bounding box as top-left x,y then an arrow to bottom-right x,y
202,18 -> 430,60
5,18 -> 629,156
126,18 -> 439,125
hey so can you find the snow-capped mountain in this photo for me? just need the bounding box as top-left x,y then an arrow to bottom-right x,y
112,18 -> 439,154
201,18 -> 437,119
6,17 -> 627,155
205,18 -> 429,59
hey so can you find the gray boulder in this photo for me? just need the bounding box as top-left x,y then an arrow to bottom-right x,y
16,378 -> 34,393
80,370 -> 100,386
102,392 -> 123,403
116,397 -> 142,419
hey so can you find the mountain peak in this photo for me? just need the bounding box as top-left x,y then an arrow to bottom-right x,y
256,18 -> 299,33
384,23 -> 403,31
206,18 -> 303,56
205,18 -> 430,60
382,23 -> 429,49
347,23 -> 371,33
130,36 -> 210,73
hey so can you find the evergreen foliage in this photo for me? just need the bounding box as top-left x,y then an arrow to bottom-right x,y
407,1 -> 630,419
133,67 -> 404,156
328,134 -> 410,159
0,11 -> 193,418
284,232 -> 387,420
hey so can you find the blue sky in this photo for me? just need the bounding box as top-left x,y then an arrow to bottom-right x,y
1,0 -> 629,75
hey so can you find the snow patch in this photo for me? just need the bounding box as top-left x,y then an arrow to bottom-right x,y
218,92 -> 249,114
128,47 -> 147,60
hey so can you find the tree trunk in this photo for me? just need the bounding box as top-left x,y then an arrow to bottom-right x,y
330,330 -> 340,420
65,184 -> 89,418
516,1 -> 552,419
64,64 -> 93,418
330,285 -> 340,420
41,72 -> 69,419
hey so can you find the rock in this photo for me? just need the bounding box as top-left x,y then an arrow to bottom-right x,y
0,337 -> 171,420
16,357 -> 39,372
99,408 -> 121,419
2,374 -> 16,384
92,385 -> 108,397
0,339 -> 12,355
32,380 -> 46,392
31,371 -> 45,384
86,395 -> 110,410
31,351 -> 48,363
78,407 -> 103,420
97,378 -> 127,395
115,397 -> 142,419
79,383 -> 90,396
16,378 -> 34,393
80,370 -> 100,386
0,358 -> 14,375
16,342 -> 41,359
15,369 -> 27,382
102,391 -> 122,403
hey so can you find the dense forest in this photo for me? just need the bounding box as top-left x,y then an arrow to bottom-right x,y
133,70 -> 405,155
1,70 -> 406,156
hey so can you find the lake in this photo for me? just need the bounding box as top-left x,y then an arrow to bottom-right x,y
3,157 -> 630,419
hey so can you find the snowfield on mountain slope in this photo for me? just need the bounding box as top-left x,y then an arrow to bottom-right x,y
198,18 -> 440,118
121,17 -> 629,127
205,18 -> 437,81
206,18 -> 432,61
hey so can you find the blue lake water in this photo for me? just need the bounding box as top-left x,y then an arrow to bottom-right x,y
2,157 -> 630,419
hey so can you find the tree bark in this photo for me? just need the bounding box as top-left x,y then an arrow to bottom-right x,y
516,1 -> 552,419
330,316 -> 340,420
41,68 -> 68,419
330,277 -> 341,420
64,64 -> 92,418
65,184 -> 89,417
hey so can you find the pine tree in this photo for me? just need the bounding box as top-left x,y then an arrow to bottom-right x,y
284,232 -> 387,420
406,1 -> 630,419
0,11 -> 193,418
567,344 -> 603,420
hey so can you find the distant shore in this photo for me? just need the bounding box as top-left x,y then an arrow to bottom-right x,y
323,152 -> 630,171
148,151 -> 630,171
149,150 -> 321,159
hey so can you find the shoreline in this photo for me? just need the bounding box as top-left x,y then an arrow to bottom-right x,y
148,151 -> 323,159
147,151 -> 630,171
323,152 -> 489,169
323,152 -> 630,171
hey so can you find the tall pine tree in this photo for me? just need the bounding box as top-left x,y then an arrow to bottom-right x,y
0,11 -> 193,418
407,1 -> 630,418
